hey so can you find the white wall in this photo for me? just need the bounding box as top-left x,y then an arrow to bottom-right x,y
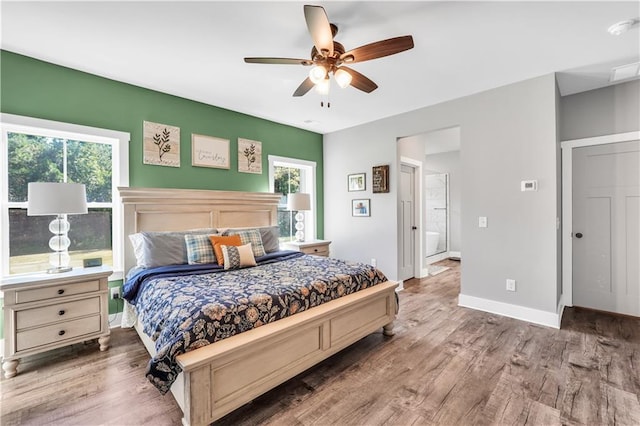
325,73 -> 560,318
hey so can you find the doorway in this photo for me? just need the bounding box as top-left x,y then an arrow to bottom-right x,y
397,126 -> 461,280
561,132 -> 640,317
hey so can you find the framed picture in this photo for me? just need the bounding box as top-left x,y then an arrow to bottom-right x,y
372,165 -> 390,193
191,134 -> 230,169
352,199 -> 370,217
238,138 -> 262,174
143,121 -> 180,167
348,173 -> 366,191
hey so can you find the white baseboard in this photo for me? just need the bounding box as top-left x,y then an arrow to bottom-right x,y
458,293 -> 561,329
426,252 -> 449,264
396,280 -> 404,292
448,251 -> 461,259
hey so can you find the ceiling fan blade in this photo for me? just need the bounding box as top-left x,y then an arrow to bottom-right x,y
244,57 -> 313,66
304,5 -> 333,57
340,35 -> 414,64
340,67 -> 378,93
293,77 -> 315,97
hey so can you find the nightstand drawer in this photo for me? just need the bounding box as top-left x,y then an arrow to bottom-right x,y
15,279 -> 101,304
16,297 -> 101,330
16,315 -> 102,352
301,246 -> 329,257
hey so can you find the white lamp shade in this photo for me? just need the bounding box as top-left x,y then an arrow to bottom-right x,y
287,192 -> 311,211
27,182 -> 88,216
334,68 -> 353,88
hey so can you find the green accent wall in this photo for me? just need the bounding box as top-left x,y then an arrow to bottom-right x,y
0,50 -> 324,319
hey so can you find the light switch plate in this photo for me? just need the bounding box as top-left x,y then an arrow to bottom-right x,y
478,216 -> 488,228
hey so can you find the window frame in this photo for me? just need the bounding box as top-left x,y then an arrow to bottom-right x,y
1,113 -> 129,280
268,155 -> 317,242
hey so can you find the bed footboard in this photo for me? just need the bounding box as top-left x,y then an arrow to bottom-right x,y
171,280 -> 397,426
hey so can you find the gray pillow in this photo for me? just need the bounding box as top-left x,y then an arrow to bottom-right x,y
129,228 -> 218,268
258,226 -> 280,253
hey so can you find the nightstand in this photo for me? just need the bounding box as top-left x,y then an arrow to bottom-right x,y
1,266 -> 112,378
282,240 -> 331,257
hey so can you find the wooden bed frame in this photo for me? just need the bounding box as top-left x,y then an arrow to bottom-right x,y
119,187 -> 398,426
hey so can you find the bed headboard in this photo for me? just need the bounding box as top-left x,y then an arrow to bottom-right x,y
118,187 -> 282,272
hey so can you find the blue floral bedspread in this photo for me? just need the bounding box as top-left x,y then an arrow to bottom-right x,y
123,251 -> 388,394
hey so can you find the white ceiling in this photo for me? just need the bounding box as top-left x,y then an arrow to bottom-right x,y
1,1 -> 639,134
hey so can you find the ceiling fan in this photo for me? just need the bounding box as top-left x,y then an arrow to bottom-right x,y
244,4 -> 414,101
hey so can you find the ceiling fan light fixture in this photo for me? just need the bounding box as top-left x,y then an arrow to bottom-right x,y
315,78 -> 330,95
309,65 -> 328,84
334,68 -> 352,88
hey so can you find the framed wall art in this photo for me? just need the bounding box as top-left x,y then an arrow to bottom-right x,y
352,199 -> 370,217
238,138 -> 262,174
191,134 -> 230,169
348,173 -> 366,191
372,165 -> 390,193
143,121 -> 180,167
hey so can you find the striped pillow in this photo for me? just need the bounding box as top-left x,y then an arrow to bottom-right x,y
185,234 -> 218,264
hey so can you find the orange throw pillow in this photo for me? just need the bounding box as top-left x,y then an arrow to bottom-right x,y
209,235 -> 242,266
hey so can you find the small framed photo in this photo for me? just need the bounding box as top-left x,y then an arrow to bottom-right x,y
352,199 -> 370,217
348,173 -> 366,191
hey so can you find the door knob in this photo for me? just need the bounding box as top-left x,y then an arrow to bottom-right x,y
575,232 -> 583,238
411,226 -> 417,230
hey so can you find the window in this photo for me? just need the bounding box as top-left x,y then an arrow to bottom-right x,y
268,155 -> 316,242
1,114 -> 129,278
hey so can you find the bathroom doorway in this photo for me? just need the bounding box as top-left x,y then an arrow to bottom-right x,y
397,125 -> 461,277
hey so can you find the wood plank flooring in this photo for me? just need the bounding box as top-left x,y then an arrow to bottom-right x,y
2,259 -> 639,425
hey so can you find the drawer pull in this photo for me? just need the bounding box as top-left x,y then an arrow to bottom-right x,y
57,289 -> 65,295
58,310 -> 66,316
58,330 -> 66,336
314,248 -> 318,252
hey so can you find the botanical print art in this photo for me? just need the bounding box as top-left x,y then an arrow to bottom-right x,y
238,138 -> 262,174
143,121 -> 180,167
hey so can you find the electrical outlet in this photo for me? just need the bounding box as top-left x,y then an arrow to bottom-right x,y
478,216 -> 488,228
506,279 -> 516,292
110,287 -> 121,299
371,258 -> 377,267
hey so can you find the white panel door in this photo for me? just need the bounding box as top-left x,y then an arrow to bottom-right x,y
399,164 -> 415,280
572,140 -> 640,316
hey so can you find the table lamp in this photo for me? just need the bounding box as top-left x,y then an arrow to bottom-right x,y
27,182 -> 88,273
286,192 -> 311,242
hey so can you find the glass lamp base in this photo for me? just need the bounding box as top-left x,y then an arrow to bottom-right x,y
295,230 -> 305,242
47,266 -> 73,274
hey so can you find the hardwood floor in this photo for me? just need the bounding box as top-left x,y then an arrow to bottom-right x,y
2,259 -> 639,425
